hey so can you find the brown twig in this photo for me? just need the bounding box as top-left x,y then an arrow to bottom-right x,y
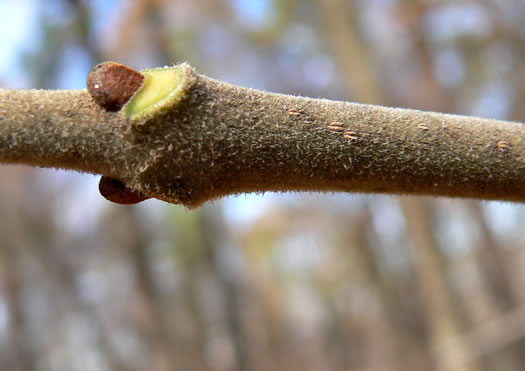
0,62 -> 523,207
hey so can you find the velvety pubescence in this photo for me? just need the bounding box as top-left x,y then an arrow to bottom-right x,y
0,63 -> 523,207
122,64 -> 525,207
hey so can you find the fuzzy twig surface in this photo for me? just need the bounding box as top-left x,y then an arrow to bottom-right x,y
0,64 -> 523,207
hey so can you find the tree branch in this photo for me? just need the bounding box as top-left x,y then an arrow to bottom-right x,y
0,63 -> 523,207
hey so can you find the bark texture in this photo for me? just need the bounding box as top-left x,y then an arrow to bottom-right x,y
0,63 -> 523,207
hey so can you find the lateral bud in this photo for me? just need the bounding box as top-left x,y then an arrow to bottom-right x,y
87,62 -> 144,112
99,176 -> 149,205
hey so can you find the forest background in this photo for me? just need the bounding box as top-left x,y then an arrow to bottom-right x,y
0,1 -> 524,371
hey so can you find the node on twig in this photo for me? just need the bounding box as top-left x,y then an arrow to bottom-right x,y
87,62 -> 150,204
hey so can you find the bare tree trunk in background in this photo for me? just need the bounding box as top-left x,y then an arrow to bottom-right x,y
467,202 -> 518,309
278,0 -> 414,357
318,1 -> 479,370
200,205 -> 252,371
464,201 -> 524,371
402,198 -> 479,371
236,228 -> 293,371
165,206 -> 247,371
109,207 -> 177,371
318,0 -> 382,104
0,259 -> 32,371
0,193 -> 36,371
317,1 -> 418,368
0,170 -> 133,371
341,206 -> 411,370
398,4 -> 524,368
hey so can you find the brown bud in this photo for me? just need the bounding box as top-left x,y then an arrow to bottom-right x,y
87,62 -> 144,112
99,176 -> 150,205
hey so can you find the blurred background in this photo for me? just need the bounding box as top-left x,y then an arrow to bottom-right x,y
0,0 -> 524,370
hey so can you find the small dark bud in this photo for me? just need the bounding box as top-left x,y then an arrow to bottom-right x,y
99,176 -> 149,205
87,62 -> 144,112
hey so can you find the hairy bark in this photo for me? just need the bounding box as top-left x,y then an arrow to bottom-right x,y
0,63 -> 523,207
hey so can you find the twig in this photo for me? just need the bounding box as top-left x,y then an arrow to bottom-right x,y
0,62 -> 523,207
